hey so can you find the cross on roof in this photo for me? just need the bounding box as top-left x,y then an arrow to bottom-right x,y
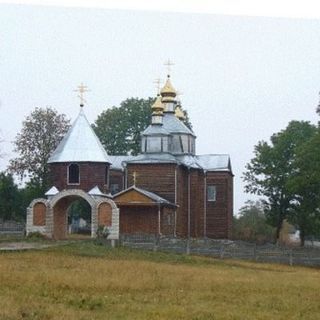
74,83 -> 90,107
153,78 -> 162,94
164,59 -> 175,75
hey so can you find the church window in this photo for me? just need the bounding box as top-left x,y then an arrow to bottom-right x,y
172,135 -> 181,153
162,137 -> 168,152
179,136 -> 184,152
68,163 -> 80,184
181,135 -> 188,153
147,137 -> 161,152
207,185 -> 216,201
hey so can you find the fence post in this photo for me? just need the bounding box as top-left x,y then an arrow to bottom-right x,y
186,239 -> 190,255
253,244 -> 257,261
220,244 -> 224,259
153,234 -> 159,252
289,249 -> 293,266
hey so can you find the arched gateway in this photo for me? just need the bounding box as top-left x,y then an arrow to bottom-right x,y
26,189 -> 119,240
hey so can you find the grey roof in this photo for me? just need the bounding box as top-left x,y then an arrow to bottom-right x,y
45,186 -> 59,196
48,109 -> 111,164
141,124 -> 171,136
112,153 -> 232,173
141,113 -> 195,137
88,186 -> 104,196
124,153 -> 178,165
108,155 -> 133,170
195,154 -> 231,171
162,113 -> 195,136
113,185 -> 176,206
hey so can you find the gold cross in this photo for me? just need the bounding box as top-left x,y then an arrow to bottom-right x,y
153,78 -> 162,94
164,59 -> 175,75
74,83 -> 90,107
132,171 -> 138,186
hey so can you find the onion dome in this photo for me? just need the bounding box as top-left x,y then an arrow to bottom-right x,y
151,95 -> 164,125
160,75 -> 177,103
175,105 -> 185,120
151,95 -> 164,114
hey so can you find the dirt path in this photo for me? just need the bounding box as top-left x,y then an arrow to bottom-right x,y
0,241 -> 65,251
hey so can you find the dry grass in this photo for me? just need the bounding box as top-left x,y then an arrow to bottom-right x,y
0,242 -> 319,320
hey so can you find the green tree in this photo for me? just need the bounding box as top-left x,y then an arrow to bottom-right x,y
0,172 -> 22,221
287,129 -> 320,245
233,200 -> 275,243
93,97 -> 192,155
68,199 -> 91,222
9,107 -> 70,192
243,121 -> 317,242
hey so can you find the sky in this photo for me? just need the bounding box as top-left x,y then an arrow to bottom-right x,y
1,1 -> 320,213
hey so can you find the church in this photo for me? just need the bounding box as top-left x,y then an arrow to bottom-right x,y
26,72 -> 233,240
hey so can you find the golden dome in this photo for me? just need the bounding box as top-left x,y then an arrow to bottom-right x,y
160,76 -> 176,97
152,95 -> 164,112
175,106 -> 185,120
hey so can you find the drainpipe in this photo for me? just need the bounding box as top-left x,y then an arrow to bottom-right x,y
204,170 -> 207,238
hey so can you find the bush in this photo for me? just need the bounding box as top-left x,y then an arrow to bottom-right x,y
26,231 -> 47,240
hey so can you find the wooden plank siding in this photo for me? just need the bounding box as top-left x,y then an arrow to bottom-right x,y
206,171 -> 233,239
126,164 -> 176,204
123,163 -> 233,239
49,162 -> 109,193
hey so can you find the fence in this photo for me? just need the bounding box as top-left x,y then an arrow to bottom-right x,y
0,221 -> 25,237
119,234 -> 320,267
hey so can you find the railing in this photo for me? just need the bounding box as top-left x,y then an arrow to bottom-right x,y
119,234 -> 320,267
0,221 -> 25,235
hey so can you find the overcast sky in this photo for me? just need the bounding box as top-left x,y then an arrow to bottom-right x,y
1,3 -> 320,212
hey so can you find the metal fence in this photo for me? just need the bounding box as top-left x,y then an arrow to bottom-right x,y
119,234 -> 320,267
0,221 -> 25,236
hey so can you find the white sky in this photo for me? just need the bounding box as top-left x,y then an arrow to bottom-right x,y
1,0 -> 320,213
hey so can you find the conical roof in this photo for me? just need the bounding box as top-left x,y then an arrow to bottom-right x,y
48,109 -> 111,163
160,76 -> 176,97
151,95 -> 164,114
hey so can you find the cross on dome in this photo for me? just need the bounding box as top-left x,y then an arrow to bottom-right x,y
74,83 -> 90,107
153,78 -> 162,95
164,59 -> 175,76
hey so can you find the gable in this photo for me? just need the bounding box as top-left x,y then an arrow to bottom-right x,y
114,189 -> 155,205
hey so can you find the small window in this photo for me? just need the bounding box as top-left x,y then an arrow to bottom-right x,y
68,163 -> 80,184
207,185 -> 216,201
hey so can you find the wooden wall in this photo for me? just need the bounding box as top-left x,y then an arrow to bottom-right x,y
109,169 -> 124,194
49,162 -> 109,193
206,171 -> 233,239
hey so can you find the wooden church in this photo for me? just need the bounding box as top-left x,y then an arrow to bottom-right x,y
26,74 -> 233,240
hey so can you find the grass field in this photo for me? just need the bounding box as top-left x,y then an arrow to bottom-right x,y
0,241 -> 319,320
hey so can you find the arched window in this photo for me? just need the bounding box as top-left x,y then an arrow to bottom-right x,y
68,163 -> 80,184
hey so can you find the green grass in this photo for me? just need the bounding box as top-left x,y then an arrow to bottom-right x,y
0,241 -> 319,320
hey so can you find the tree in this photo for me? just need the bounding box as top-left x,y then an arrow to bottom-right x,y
243,121 -> 317,242
233,200 -> 275,243
9,107 -> 70,192
0,172 -> 22,221
287,129 -> 320,245
93,97 -> 192,155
